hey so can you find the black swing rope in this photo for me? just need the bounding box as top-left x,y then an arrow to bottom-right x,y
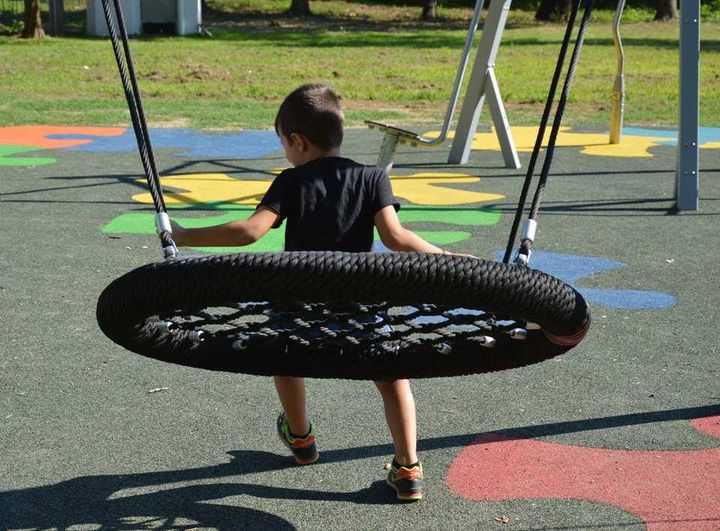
503,0 -> 596,265
96,0 -> 591,380
100,0 -> 177,259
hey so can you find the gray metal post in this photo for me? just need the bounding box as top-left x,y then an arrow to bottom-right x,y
448,0 -> 519,168
676,0 -> 700,211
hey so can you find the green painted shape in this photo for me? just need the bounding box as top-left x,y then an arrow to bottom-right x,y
102,205 -> 500,253
194,231 -> 284,253
0,145 -> 56,166
399,206 -> 500,226
102,210 -> 251,234
411,231 -> 472,245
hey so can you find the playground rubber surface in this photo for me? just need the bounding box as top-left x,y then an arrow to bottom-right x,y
1,124 -> 719,530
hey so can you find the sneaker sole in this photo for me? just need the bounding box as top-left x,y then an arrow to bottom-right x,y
386,478 -> 423,501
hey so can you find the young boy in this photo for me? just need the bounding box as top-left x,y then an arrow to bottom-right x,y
170,84 -> 451,501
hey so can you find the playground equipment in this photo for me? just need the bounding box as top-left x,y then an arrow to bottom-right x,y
95,0 -> 591,380
367,0 -> 520,172
611,0 -> 700,211
609,0 -> 626,144
677,0 -> 700,211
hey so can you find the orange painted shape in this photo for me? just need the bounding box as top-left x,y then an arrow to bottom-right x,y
447,415 -> 720,530
0,125 -> 126,149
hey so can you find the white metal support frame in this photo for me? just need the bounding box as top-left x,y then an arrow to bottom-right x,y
367,0 -> 485,173
676,0 -> 700,211
448,0 -> 520,168
367,0 -> 519,172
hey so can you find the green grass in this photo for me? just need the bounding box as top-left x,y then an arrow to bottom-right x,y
0,3 -> 718,130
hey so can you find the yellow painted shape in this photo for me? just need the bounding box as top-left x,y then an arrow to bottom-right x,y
132,171 -> 505,207
426,126 -> 670,158
131,173 -> 270,206
389,172 -> 504,205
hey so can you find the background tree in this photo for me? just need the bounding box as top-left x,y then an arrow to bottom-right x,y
289,0 -> 311,16
535,0 -> 572,21
422,0 -> 438,20
654,0 -> 677,20
22,0 -> 45,38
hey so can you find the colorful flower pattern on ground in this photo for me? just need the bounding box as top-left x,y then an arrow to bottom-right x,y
102,205 -> 501,253
0,125 -> 125,166
498,250 -> 677,310
425,126 -> 720,158
446,415 -> 720,531
129,172 -> 504,207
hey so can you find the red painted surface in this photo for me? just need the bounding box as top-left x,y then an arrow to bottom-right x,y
0,125 -> 125,149
447,416 -> 720,530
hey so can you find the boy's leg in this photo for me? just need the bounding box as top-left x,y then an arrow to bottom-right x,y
374,379 -> 418,465
274,376 -> 310,436
375,379 -> 423,501
274,375 -> 318,465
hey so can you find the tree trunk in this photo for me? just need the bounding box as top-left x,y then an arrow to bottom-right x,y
22,0 -> 45,39
535,0 -> 572,21
654,0 -> 678,21
421,0 -> 437,20
288,0 -> 311,16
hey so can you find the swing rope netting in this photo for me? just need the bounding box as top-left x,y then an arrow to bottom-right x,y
96,0 -> 593,380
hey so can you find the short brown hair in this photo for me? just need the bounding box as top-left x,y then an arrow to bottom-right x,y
274,84 -> 344,151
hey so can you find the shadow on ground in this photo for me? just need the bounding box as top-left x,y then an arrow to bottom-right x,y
3,405 -> 717,530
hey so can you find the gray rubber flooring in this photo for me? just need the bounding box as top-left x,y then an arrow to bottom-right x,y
1,125 -> 718,530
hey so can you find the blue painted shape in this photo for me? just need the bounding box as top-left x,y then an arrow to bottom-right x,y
622,127 -> 677,141
495,250 -> 677,310
378,246 -> 676,313
579,288 -> 676,310
49,128 -> 282,159
697,127 -> 720,147
622,126 -> 720,149
379,247 -> 676,309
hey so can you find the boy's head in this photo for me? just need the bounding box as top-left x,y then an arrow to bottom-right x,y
274,84 -> 344,152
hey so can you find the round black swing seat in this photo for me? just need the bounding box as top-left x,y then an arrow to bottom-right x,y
96,251 -> 590,380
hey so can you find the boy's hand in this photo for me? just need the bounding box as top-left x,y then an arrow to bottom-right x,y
440,249 -> 479,260
169,219 -> 186,246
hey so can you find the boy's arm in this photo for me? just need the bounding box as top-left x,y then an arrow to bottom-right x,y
374,205 -> 449,254
170,207 -> 279,248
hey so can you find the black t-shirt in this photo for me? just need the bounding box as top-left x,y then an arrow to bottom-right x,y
258,157 -> 400,252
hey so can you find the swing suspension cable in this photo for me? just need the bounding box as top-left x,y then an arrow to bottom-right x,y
100,0 -> 177,259
501,0 -> 581,264
502,0 -> 596,266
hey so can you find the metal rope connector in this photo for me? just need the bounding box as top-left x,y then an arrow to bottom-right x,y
155,212 -> 178,259
515,219 -> 537,266
479,336 -> 496,348
161,240 -> 178,259
155,212 -> 172,233
516,251 -> 530,267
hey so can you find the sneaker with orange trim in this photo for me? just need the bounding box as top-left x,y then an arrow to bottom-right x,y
276,412 -> 319,465
386,461 -> 424,501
